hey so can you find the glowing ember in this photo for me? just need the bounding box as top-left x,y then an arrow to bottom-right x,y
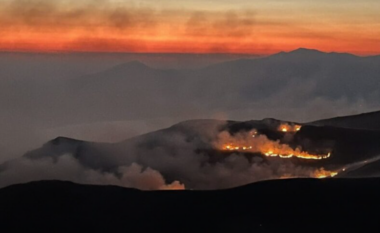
278,123 -> 302,133
314,169 -> 338,178
219,127 -> 331,160
280,169 -> 339,179
223,142 -> 331,160
217,128 -> 337,180
160,181 -> 186,190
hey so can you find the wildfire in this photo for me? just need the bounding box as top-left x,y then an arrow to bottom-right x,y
264,151 -> 331,160
223,144 -> 331,160
280,169 -> 339,179
279,123 -> 302,133
160,181 -> 185,190
314,169 -> 338,179
217,128 -> 337,181
219,129 -> 331,161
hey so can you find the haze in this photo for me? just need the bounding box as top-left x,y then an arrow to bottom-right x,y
0,0 -> 380,191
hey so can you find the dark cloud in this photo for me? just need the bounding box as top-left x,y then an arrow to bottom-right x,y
0,0 -> 158,32
1,0 -> 257,40
185,10 -> 256,38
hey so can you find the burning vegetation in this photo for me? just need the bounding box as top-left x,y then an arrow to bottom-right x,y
216,123 -> 338,179
314,169 -> 338,179
278,123 -> 302,133
224,144 -> 331,160
219,128 -> 331,161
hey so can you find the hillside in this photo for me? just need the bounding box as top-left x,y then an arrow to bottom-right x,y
310,110 -> 380,130
5,112 -> 379,189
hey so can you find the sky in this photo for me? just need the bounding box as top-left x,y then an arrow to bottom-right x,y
1,0 -> 379,55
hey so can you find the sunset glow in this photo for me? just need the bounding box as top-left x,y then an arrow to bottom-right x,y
1,0 -> 380,55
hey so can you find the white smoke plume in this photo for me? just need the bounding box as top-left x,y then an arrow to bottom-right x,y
0,120 -> 337,190
0,154 -> 184,190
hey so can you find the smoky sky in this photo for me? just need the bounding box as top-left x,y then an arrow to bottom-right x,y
0,0 -> 158,31
2,0 -> 379,54
0,0 -> 258,41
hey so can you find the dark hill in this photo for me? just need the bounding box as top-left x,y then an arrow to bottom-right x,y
1,179 -> 380,232
310,110 -> 380,130
20,116 -> 380,184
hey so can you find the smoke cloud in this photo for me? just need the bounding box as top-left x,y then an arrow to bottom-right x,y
0,120 -> 338,190
0,0 -> 261,53
0,47 -> 379,189
0,154 -> 184,190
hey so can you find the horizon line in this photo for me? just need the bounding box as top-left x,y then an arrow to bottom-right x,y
1,47 -> 379,57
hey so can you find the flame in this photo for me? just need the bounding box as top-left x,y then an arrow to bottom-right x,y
222,141 -> 331,160
278,123 -> 302,133
264,151 -> 331,160
219,129 -> 331,160
216,124 -> 331,160
314,169 -> 338,178
280,168 -> 339,179
160,181 -> 185,190
217,129 -> 338,180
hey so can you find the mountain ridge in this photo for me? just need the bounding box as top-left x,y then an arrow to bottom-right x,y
310,110 -> 380,129
73,48 -> 376,75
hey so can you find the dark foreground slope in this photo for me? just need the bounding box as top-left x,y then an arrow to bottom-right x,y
2,179 -> 380,232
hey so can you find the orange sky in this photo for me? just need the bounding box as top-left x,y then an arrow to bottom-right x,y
1,0 -> 379,55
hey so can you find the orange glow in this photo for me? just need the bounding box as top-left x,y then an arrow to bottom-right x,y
278,123 -> 302,133
314,169 -> 338,179
160,181 -> 185,190
281,168 -> 339,179
218,129 -> 331,161
0,1 -> 379,55
224,144 -> 331,160
2,31 -> 379,55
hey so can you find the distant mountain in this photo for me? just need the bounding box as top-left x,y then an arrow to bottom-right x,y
2,48 -> 379,129
271,48 -> 358,62
2,178 -> 380,232
48,47 -> 380,126
310,110 -> 380,130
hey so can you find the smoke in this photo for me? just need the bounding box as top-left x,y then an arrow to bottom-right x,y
0,0 -> 157,31
0,120 -> 337,190
0,39 -> 379,189
0,0 -> 260,53
0,154 -> 184,190
1,0 -> 256,37
185,10 -> 256,38
214,127 -> 332,159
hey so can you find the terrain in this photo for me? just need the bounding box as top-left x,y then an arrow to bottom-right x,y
2,110 -> 380,189
1,49 -> 380,231
1,178 -> 380,232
